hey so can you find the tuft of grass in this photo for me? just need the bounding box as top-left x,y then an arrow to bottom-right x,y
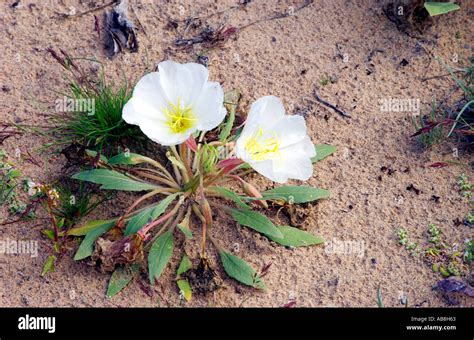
412,100 -> 446,147
413,56 -> 473,147
53,180 -> 112,228
44,49 -> 142,153
51,78 -> 138,151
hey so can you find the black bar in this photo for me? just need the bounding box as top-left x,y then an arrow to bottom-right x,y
0,308 -> 472,339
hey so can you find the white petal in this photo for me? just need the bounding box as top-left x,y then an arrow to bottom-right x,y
122,97 -> 165,126
237,95 -> 286,149
279,135 -> 316,159
158,60 -> 208,106
273,157 -> 313,182
247,159 -> 288,183
123,97 -> 191,146
245,96 -> 286,127
131,71 -> 169,111
272,136 -> 315,181
272,115 -> 308,147
194,82 -> 226,131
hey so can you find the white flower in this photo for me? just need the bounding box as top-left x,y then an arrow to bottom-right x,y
235,96 -> 316,183
123,60 -> 226,146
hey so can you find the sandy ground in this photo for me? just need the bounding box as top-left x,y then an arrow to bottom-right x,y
0,0 -> 473,307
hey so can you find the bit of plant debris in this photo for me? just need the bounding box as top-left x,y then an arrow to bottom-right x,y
103,0 -> 138,58
406,184 -> 421,195
434,277 -> 474,305
182,258 -> 221,295
92,234 -> 144,272
173,0 -> 314,50
305,88 -> 351,118
381,166 -> 396,176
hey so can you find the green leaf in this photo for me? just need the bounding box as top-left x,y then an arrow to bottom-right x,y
377,286 -> 384,308
148,230 -> 174,284
219,89 -> 240,142
177,224 -> 193,239
230,209 -> 283,239
7,169 -> 22,179
68,219 -> 116,236
268,226 -> 324,247
72,169 -> 159,191
209,186 -> 250,209
41,255 -> 56,277
42,229 -> 56,240
219,249 -> 265,289
262,186 -> 330,204
311,144 -> 336,163
108,152 -> 157,166
85,149 -> 108,162
106,264 -> 140,299
424,2 -> 460,16
74,221 -> 115,260
177,279 -> 192,301
176,254 -> 192,277
124,193 -> 180,236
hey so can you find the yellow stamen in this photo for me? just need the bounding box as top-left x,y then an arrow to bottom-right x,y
163,99 -> 197,134
244,127 -> 281,161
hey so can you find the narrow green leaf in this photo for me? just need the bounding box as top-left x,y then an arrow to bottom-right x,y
72,169 -> 159,191
108,152 -> 156,165
68,219 -> 116,236
41,255 -> 56,277
424,2 -> 460,16
177,224 -> 193,239
209,186 -> 250,209
230,209 -> 283,239
106,264 -> 140,299
377,286 -> 384,308
268,226 -> 324,247
262,186 -> 330,204
148,230 -> 174,284
74,221 -> 115,260
220,89 -> 241,142
176,254 -> 192,277
219,249 -> 265,289
311,144 -> 337,163
177,279 -> 192,301
124,193 -> 180,236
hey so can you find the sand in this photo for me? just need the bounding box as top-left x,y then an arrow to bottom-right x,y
0,0 -> 473,307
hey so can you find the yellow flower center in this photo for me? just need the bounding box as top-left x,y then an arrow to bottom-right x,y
163,99 -> 197,134
244,127 -> 281,161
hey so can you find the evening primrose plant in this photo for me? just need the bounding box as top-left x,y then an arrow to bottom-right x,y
69,60 -> 335,299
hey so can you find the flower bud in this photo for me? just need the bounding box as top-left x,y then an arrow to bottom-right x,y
242,181 -> 268,209
200,195 -> 213,228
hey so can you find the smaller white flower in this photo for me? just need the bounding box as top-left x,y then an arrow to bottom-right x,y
235,96 -> 316,183
123,60 -> 226,146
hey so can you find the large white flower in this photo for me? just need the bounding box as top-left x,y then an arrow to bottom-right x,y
123,60 -> 226,146
235,96 -> 316,183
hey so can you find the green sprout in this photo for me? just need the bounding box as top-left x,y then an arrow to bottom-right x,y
41,49 -> 142,153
